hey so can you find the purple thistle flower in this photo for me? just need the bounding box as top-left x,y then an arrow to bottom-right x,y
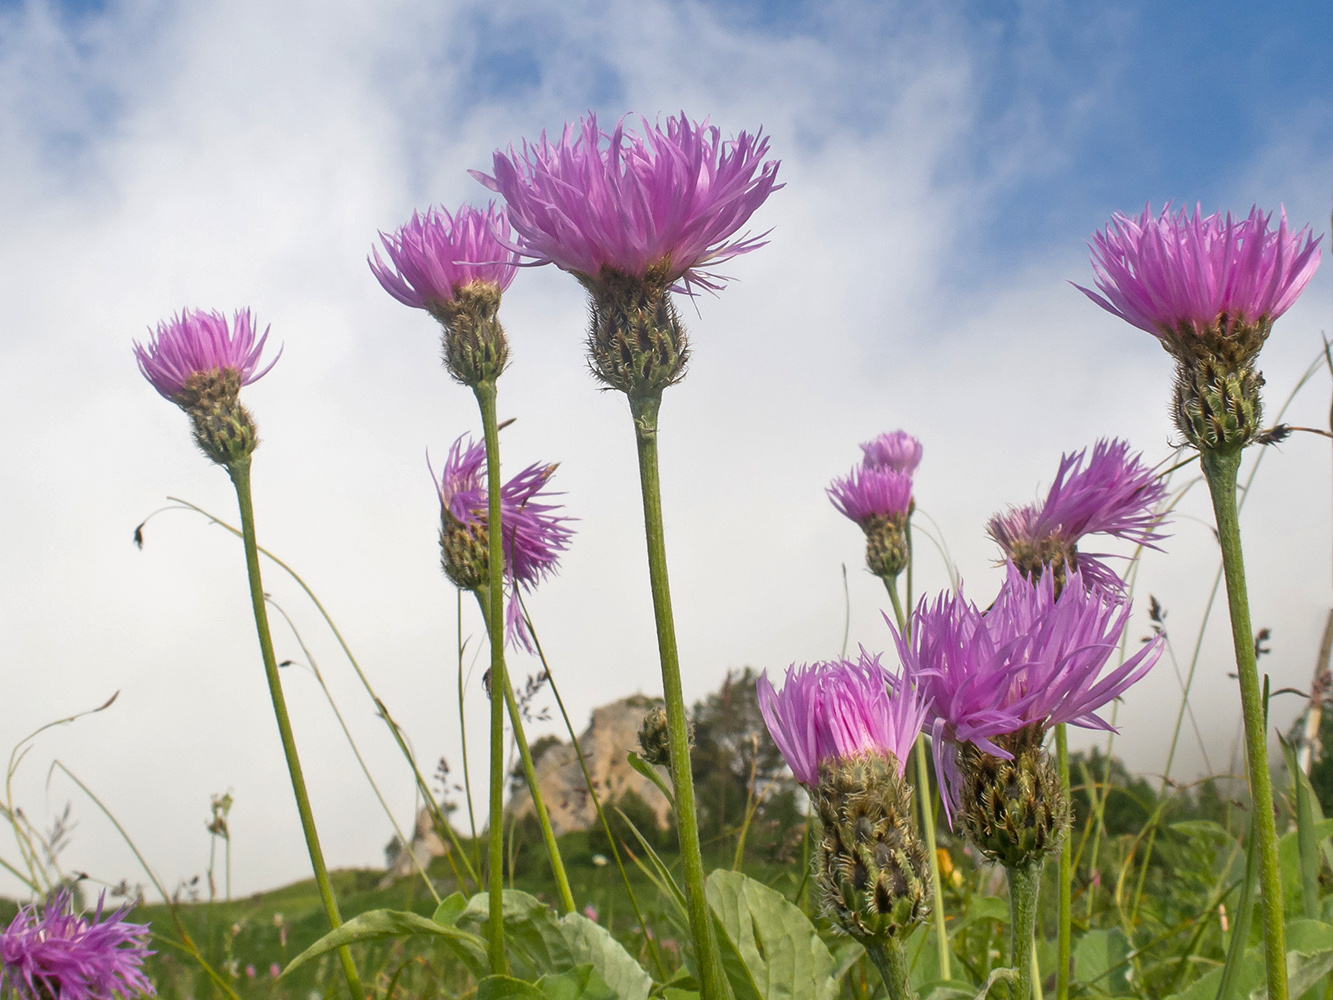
859,431 -> 923,476
133,308 -> 278,402
475,112 -> 782,293
370,203 -> 518,311
893,564 -> 1162,819
0,889 -> 155,1000
1075,203 -> 1321,338
827,465 -> 913,525
757,649 -> 927,787
435,435 -> 574,649
988,438 -> 1168,592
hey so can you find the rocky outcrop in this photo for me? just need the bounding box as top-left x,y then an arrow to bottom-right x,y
386,694 -> 670,877
506,694 -> 670,834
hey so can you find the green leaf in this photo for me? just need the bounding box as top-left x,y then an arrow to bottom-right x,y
1168,819 -> 1235,845
1163,918 -> 1333,1000
477,975 -> 545,999
705,869 -> 837,1000
962,895 -> 1009,925
558,912 -> 653,1000
281,908 -> 487,980
460,891 -> 575,981
1281,737 -> 1323,920
1072,927 -> 1132,994
433,891 -> 468,926
1277,818 -> 1333,920
627,752 -> 675,805
539,965 -> 618,1000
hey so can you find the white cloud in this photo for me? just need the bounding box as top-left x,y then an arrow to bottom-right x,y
0,0 -> 1329,897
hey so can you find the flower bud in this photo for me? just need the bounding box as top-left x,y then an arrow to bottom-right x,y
428,280 -> 511,388
814,751 -> 932,945
956,724 -> 1069,869
637,706 -> 674,768
581,266 -> 689,399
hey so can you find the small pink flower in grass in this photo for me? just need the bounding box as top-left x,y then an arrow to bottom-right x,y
434,435 -> 574,649
134,308 -> 278,404
370,203 -> 518,312
859,430 -> 923,476
0,889 -> 155,1000
269,963 -> 281,979
583,904 -> 598,922
477,113 -> 781,293
244,965 -> 256,979
1075,204 -> 1321,338
892,563 -> 1162,821
988,438 -> 1168,592
757,649 -> 927,787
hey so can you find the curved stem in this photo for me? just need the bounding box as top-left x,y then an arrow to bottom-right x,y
472,588 -> 575,913
1054,726 -> 1071,1000
1005,860 -> 1043,1000
865,935 -> 918,1000
472,382 -> 508,975
226,458 -> 363,1000
627,392 -> 727,1000
1200,447 -> 1287,1000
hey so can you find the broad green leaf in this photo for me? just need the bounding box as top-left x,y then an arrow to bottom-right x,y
281,908 -> 487,980
1072,927 -> 1132,995
477,975 -> 545,999
1281,737 -> 1323,920
662,991 -> 701,1000
433,891 -> 467,926
1277,819 -> 1333,919
706,869 -> 837,1000
627,751 -> 675,805
539,964 -> 618,1000
1163,918 -> 1333,1000
460,891 -> 575,980
963,895 -> 1009,925
1169,819 -> 1235,845
558,912 -> 653,1000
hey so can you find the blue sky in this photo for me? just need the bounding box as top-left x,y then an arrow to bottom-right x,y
0,0 -> 1330,896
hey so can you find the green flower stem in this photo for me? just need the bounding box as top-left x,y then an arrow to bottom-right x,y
1055,725 -> 1071,1000
627,392 -> 727,1000
472,382 -> 508,976
1005,860 -> 1043,1000
1200,447 -> 1287,1000
865,936 -> 918,1000
472,588 -> 576,914
226,457 -> 363,1000
885,575 -> 950,981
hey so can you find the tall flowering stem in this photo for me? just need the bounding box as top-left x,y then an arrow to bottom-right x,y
1201,447 -> 1286,996
1079,206 -> 1322,1000
1054,723 -> 1071,1000
882,578 -> 950,983
471,587 -> 575,915
630,393 -> 728,998
473,382 -> 509,973
229,458 -> 364,1000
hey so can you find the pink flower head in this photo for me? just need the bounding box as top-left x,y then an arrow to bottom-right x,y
892,564 -> 1162,820
757,649 -> 927,787
435,435 -> 574,649
988,438 -> 1168,592
370,203 -> 518,311
134,308 -> 278,402
1075,203 -> 1322,337
475,112 -> 782,293
827,464 -> 913,525
0,889 -> 155,1000
860,431 -> 923,476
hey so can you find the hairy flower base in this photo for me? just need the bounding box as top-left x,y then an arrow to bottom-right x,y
814,751 -> 932,945
429,280 -> 510,387
957,725 -> 1069,869
581,266 -> 690,397
1161,317 -> 1270,451
440,509 -> 490,590
862,512 -> 910,580
182,369 -> 259,466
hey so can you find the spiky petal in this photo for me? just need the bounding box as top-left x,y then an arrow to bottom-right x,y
370,203 -> 518,311
893,563 -> 1162,819
133,308 -> 278,403
434,435 -> 574,649
859,431 -> 923,475
1075,203 -> 1321,337
475,112 -> 782,294
988,438 -> 1168,591
0,889 -> 155,1000
756,649 -> 927,787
